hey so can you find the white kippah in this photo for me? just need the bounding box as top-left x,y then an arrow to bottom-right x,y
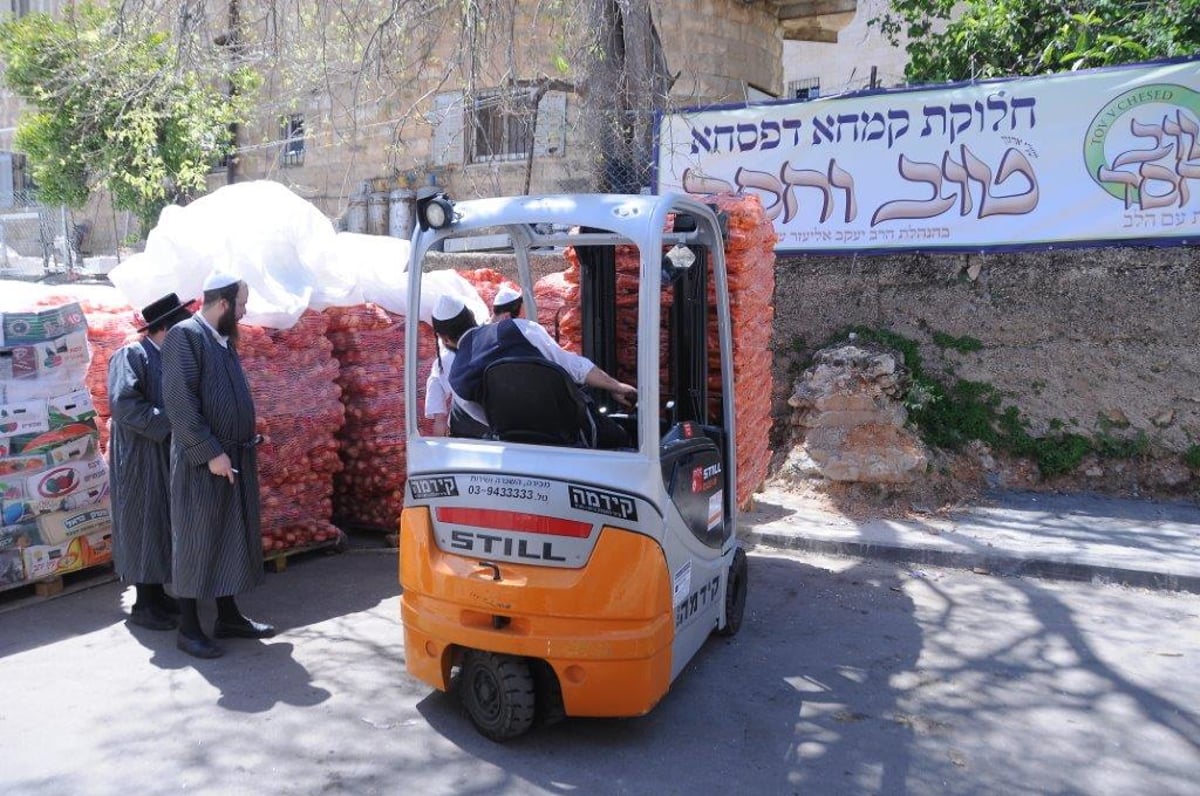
202,270 -> 240,291
433,294 -> 467,321
493,285 -> 522,306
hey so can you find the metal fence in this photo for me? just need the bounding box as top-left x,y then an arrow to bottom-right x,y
0,189 -> 130,281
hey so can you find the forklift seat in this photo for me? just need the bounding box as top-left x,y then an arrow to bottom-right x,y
479,357 -> 597,448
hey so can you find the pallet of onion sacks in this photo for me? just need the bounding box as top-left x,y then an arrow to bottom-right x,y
324,304 -> 438,537
536,192 -> 776,509
238,310 -> 347,559
69,290 -> 349,565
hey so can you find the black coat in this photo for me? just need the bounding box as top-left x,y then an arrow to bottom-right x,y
161,316 -> 262,598
107,339 -> 172,583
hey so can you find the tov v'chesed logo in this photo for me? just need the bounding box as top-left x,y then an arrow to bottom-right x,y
1084,83 -> 1200,209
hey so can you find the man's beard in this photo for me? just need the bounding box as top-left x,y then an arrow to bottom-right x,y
217,302 -> 239,341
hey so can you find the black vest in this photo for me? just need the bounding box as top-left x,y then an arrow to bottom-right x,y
449,319 -> 542,401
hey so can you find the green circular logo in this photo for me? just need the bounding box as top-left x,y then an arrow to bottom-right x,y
1083,83 -> 1200,203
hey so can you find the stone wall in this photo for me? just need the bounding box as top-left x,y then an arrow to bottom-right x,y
772,246 -> 1200,455
656,1 -> 783,99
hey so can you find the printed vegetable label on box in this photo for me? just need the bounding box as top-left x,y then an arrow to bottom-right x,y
0,521 -> 43,551
24,456 -> 107,501
0,345 -> 41,381
44,431 -> 96,465
21,529 -> 110,580
0,400 -> 50,439
0,453 -> 50,480
0,475 -> 25,501
46,388 -> 97,428
1,303 -> 87,346
36,331 -> 89,376
36,503 -> 111,545
9,422 -> 99,457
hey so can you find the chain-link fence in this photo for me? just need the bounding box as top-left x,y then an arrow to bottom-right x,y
578,103 -> 657,196
0,188 -> 133,282
0,190 -> 76,277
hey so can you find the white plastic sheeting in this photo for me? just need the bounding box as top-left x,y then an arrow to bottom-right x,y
107,181 -> 471,329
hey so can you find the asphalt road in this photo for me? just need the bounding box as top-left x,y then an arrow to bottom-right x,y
1,540 -> 1197,795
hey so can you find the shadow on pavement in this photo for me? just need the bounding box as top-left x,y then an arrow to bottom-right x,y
414,553 -> 923,794
158,639 -> 333,713
0,546 -> 400,660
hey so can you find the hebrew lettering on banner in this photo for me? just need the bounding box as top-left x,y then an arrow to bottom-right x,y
867,145 -> 1039,227
1092,109 -> 1200,210
659,57 -> 1200,252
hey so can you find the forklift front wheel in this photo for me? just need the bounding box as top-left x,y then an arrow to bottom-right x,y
718,547 -> 748,637
459,650 -> 536,741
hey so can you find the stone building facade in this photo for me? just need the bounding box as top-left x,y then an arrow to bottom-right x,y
227,0 -> 820,219
782,0 -> 909,99
1,1 -> 855,249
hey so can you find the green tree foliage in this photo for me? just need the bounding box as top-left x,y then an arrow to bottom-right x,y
873,0 -> 1200,84
0,3 -> 257,231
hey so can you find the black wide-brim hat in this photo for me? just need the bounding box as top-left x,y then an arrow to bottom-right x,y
136,292 -> 197,332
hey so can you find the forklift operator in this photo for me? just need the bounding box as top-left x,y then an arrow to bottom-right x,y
433,295 -> 636,448
428,296 -> 490,438
491,285 -> 524,321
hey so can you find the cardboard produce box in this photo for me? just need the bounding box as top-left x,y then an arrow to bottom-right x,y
0,399 -> 49,439
35,502 -> 112,546
0,521 -> 43,551
46,388 -> 97,428
22,530 -> 111,581
43,431 -> 98,465
0,548 -> 24,587
23,455 -> 107,502
0,345 -> 42,381
1,303 -> 88,346
0,453 -> 51,479
7,422 -> 99,459
1,456 -> 109,526
2,481 -> 109,527
32,331 -> 90,377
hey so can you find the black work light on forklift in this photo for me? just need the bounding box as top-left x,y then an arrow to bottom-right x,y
416,187 -> 456,231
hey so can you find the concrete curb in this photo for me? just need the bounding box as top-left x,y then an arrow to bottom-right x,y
743,529 -> 1200,594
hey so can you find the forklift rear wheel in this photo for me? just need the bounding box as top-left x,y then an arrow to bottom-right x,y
718,547 -> 748,637
460,650 -> 536,741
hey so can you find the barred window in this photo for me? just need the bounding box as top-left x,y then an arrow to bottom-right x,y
469,90 -> 535,164
280,113 -> 305,167
787,77 -> 820,101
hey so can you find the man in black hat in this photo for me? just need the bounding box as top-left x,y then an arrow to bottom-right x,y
108,292 -> 196,631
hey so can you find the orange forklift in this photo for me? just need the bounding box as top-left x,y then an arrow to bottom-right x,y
400,192 -> 748,740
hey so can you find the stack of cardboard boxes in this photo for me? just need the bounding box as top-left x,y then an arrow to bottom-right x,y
0,301 -> 113,590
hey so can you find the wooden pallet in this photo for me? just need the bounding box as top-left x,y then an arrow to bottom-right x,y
0,563 -> 117,614
263,535 -> 346,574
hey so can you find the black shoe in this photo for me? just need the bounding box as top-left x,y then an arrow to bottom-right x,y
128,605 -> 178,631
176,632 -> 223,659
213,617 -> 276,639
156,594 -> 181,616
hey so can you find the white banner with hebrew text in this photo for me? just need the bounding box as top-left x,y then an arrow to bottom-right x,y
655,58 -> 1200,254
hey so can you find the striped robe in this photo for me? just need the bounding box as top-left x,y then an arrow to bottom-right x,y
107,339 -> 173,583
161,316 -> 263,598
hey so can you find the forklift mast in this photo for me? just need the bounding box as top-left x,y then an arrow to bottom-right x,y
669,244 -> 709,426
575,230 -> 618,411
575,220 -> 718,427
